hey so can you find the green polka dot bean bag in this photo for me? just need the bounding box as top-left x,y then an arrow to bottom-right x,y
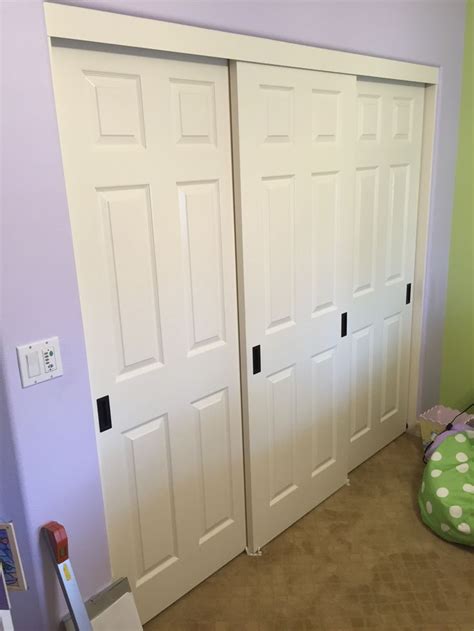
418,425 -> 474,546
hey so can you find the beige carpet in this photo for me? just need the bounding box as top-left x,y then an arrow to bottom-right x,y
145,434 -> 474,631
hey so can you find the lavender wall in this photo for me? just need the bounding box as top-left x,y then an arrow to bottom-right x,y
1,3 -> 111,629
0,357 -> 44,628
1,1 -> 466,628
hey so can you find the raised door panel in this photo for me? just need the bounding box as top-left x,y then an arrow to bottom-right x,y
123,416 -> 178,585
193,389 -> 234,544
263,176 -> 296,334
267,365 -> 298,506
84,70 -> 146,147
353,168 -> 378,299
392,97 -> 414,141
98,185 -> 164,377
385,164 -> 410,286
178,181 -> 226,355
350,326 -> 374,443
260,85 -> 294,144
357,93 -> 381,143
311,348 -> 337,475
171,79 -> 217,146
311,89 -> 340,143
311,172 -> 339,317
380,313 -> 403,424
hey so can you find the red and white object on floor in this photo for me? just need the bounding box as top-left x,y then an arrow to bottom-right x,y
43,523 -> 142,631
42,522 -> 92,631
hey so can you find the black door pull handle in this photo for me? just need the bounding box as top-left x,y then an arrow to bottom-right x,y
97,395 -> 112,432
341,312 -> 348,338
252,345 -> 261,375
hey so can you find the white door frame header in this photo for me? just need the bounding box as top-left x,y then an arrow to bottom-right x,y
44,2 -> 438,85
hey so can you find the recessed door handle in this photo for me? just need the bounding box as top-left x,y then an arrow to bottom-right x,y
252,345 -> 261,375
97,395 -> 112,432
341,312 -> 348,338
406,283 -> 412,305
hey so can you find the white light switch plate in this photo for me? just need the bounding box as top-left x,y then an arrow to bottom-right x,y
17,337 -> 63,388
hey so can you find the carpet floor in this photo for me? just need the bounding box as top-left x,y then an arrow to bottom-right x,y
145,434 -> 474,631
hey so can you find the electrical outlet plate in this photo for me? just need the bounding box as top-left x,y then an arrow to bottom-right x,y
17,337 -> 63,388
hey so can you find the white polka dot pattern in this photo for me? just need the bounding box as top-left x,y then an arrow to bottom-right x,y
420,427 -> 473,545
449,505 -> 462,519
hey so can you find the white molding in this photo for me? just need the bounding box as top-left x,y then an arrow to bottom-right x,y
228,61 -> 255,552
407,84 -> 438,427
44,2 -> 438,85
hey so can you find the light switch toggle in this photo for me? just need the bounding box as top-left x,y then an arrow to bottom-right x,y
26,351 -> 41,378
17,337 -> 63,388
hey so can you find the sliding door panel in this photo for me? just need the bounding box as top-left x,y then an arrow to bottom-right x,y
232,62 -> 355,551
51,43 -> 245,623
349,79 -> 424,471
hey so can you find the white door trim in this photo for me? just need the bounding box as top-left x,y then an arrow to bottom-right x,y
407,84 -> 438,428
44,3 -> 437,448
44,3 -> 438,85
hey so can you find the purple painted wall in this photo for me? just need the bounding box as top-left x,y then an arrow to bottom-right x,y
1,3 -> 111,629
1,0 -> 466,628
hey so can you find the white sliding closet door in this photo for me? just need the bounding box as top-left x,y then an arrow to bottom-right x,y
51,43 -> 245,622
231,62 -> 356,551
349,79 -> 424,471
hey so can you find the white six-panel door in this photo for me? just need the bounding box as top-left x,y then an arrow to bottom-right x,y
51,43 -> 245,622
231,62 -> 356,551
348,79 -> 424,471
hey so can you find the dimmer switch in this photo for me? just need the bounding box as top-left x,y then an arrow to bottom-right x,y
17,337 -> 63,388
